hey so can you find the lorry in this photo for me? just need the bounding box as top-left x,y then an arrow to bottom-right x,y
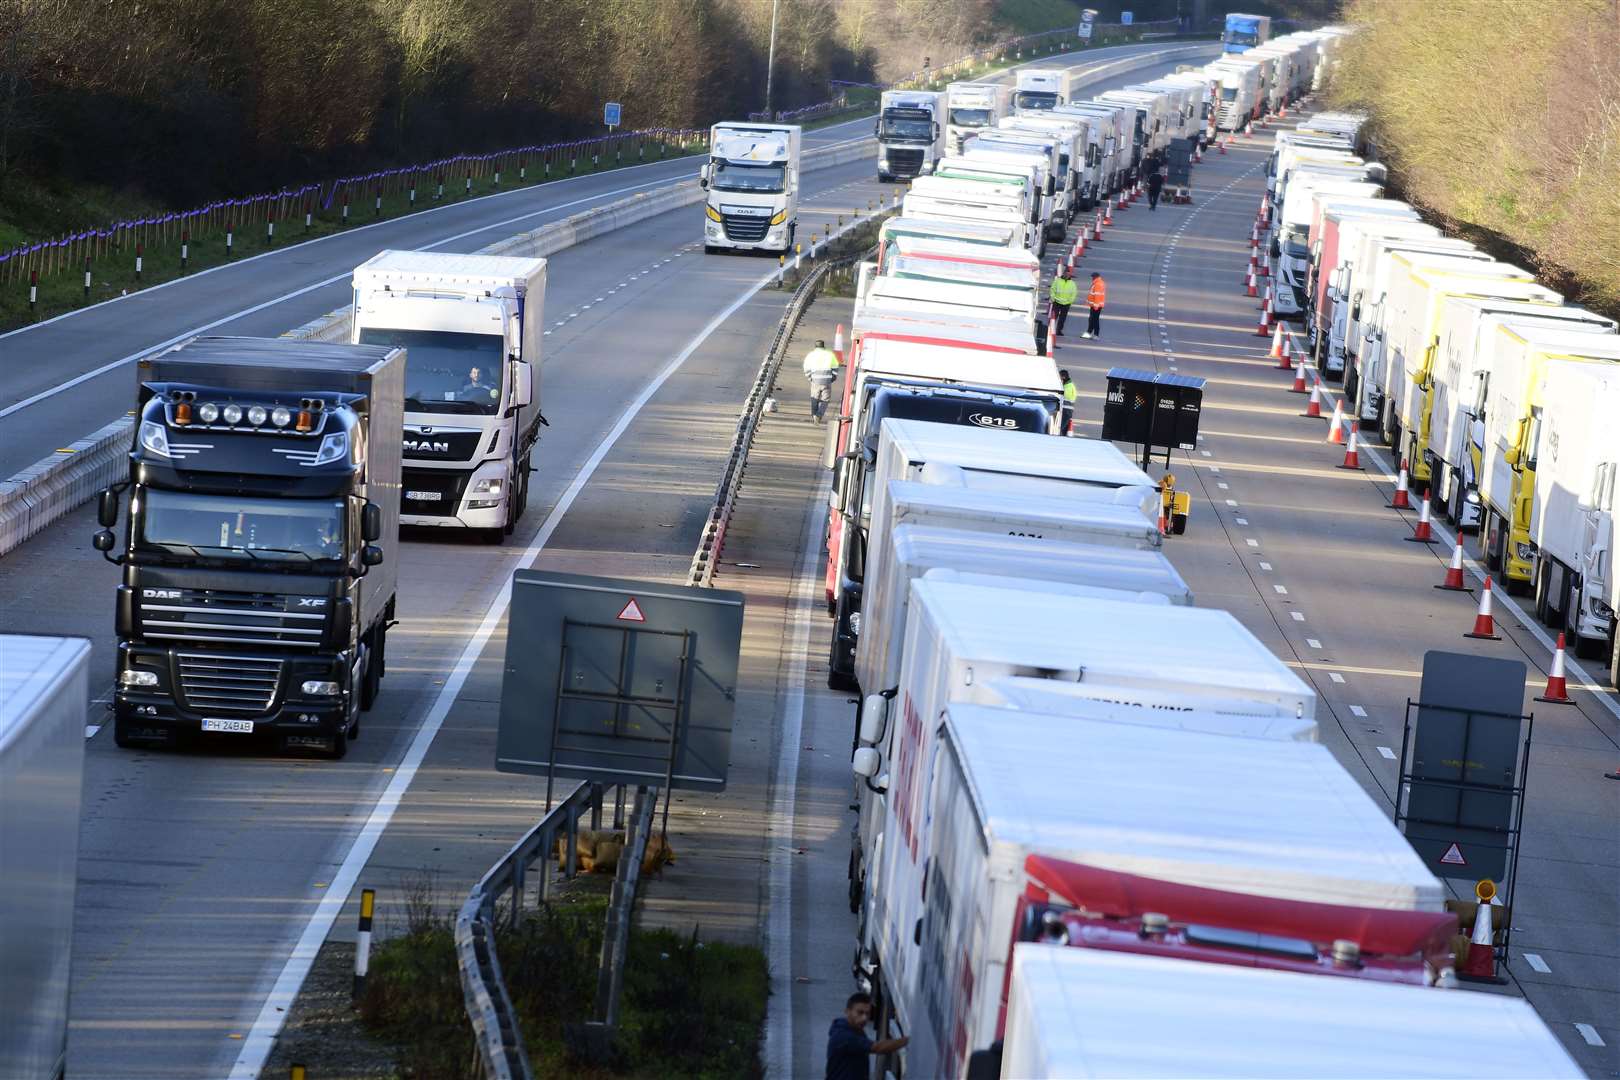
699,122 -> 800,254
1013,69 -> 1070,112
856,272 -> 1040,333
1095,90 -> 1172,180
92,337 -> 404,759
1307,203 -> 1422,366
1056,102 -> 1129,195
876,214 -> 1026,264
1,635 -> 89,1080
1428,298 -> 1615,530
351,250 -> 544,543
1268,178 -> 1384,319
966,132 -> 1068,235
902,178 -> 1041,254
867,696 -> 1437,1079
876,240 -> 1040,296
922,160 -> 1046,243
1479,325 -> 1620,594
1209,59 -> 1263,130
994,943 -> 1582,1080
1528,358 -> 1620,655
876,89 -> 946,181
1223,12 -> 1272,53
1328,221 -> 1450,387
945,81 -> 1013,156
1005,113 -> 1104,210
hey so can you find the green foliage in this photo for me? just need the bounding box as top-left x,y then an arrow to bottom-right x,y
1332,0 -> 1620,313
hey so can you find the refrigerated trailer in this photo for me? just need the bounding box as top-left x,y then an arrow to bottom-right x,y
1,635 -> 89,1080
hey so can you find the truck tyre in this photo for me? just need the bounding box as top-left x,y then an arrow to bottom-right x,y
322,726 -> 349,760
113,715 -> 137,749
1534,560 -> 1552,625
361,625 -> 384,711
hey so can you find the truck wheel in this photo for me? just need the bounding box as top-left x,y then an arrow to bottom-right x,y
1574,624 -> 1605,660
361,626 -> 384,711
322,726 -> 349,760
1533,560 -> 1552,625
480,525 -> 504,545
113,715 -> 137,749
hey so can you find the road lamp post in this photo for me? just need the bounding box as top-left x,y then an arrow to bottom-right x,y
764,0 -> 780,119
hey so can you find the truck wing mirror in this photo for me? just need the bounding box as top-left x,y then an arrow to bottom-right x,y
698,163 -> 711,189
97,488 -> 119,527
510,360 -> 533,409
361,544 -> 385,567
362,503 -> 383,542
933,122 -> 941,140
92,530 -> 119,561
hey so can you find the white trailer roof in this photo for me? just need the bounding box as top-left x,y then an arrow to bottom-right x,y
354,249 -> 547,291
982,676 -> 1318,741
1004,946 -> 1582,1078
855,339 -> 1059,393
886,236 -> 1039,272
885,255 -> 1035,292
879,215 -> 1021,248
879,418 -> 1149,488
942,704 -> 1441,908
887,480 -> 1158,536
853,304 -> 1034,355
895,527 -> 1188,601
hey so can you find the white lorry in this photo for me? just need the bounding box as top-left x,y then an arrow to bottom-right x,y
1014,68 -> 1071,112
856,272 -> 1040,335
1056,102 -> 1129,195
351,251 -> 544,542
877,236 -> 1040,293
1,635 -> 90,1080
1004,113 -> 1101,210
902,177 -> 1040,253
699,122 -> 800,254
876,214 -> 1026,262
1210,59 -> 1263,130
967,132 -> 1067,236
945,81 -> 1012,156
1428,299 -> 1614,529
996,946 -> 1582,1080
876,89 -> 945,181
1308,204 -> 1422,368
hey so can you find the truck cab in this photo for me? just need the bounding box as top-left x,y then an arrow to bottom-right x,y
1223,12 -> 1272,53
700,122 -> 801,254
876,89 -> 945,181
1014,69 -> 1070,112
945,81 -> 1012,156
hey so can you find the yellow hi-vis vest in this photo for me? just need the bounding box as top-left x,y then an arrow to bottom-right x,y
1050,275 -> 1080,306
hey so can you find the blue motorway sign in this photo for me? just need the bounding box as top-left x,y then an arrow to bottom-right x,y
603,101 -> 622,128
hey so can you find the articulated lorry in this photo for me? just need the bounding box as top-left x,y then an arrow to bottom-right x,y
945,81 -> 1012,156
1056,102 -> 1129,195
903,176 -> 1043,254
995,943 -> 1581,1080
1427,298 -> 1615,531
1307,203 -> 1421,367
877,235 -> 1040,292
964,133 -> 1066,236
1014,69 -> 1071,112
1002,113 -> 1101,210
876,214 -> 1026,264
1210,59 -> 1263,130
1223,12 -> 1272,53
1,635 -> 89,1080
351,250 -> 544,542
700,122 -> 800,254
876,89 -> 945,180
93,337 -> 403,759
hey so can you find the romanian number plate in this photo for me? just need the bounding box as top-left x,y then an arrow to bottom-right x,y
405,490 -> 442,502
201,718 -> 255,734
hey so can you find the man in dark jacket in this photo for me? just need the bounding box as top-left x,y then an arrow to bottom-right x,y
826,992 -> 909,1080
1147,168 -> 1166,210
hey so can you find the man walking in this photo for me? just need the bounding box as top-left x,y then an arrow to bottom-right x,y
1048,265 -> 1079,336
1084,271 -> 1107,339
1059,368 -> 1077,434
802,338 -> 840,422
1147,167 -> 1165,210
826,992 -> 908,1080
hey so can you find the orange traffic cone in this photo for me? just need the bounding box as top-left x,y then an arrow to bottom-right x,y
1269,323 -> 1286,358
1303,379 -> 1323,417
1103,199 -> 1114,226
1459,893 -> 1497,980
1436,540 -> 1469,590
1389,459 -> 1412,508
1405,495 -> 1437,543
1536,634 -> 1575,703
1219,136 -> 1228,153
1075,234 -> 1086,257
1465,578 -> 1502,640
1290,357 -> 1308,393
833,324 -> 845,366
1256,301 -> 1273,336
1338,428 -> 1362,470
1327,400 -> 1346,443
1246,267 -> 1259,298
1047,322 -> 1057,356
1093,212 -> 1105,239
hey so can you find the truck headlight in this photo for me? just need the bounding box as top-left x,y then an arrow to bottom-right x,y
301,680 -> 341,696
849,611 -> 861,637
138,421 -> 171,457
120,669 -> 159,688
313,431 -> 349,466
471,477 -> 503,495
1515,543 -> 1535,561
769,209 -> 787,226
705,205 -> 723,222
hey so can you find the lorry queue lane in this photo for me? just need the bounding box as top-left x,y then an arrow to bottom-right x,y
1067,110 -> 1619,1073
0,156 -> 895,1080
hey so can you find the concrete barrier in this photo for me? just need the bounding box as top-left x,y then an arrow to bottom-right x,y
0,138 -> 877,556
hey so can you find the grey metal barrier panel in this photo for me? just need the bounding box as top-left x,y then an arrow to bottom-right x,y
0,416 -> 133,556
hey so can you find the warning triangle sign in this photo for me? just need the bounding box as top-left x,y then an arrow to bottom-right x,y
1439,842 -> 1467,866
616,598 -> 646,623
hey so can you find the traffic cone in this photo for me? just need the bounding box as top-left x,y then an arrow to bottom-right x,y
1117,187 -> 1130,210
833,324 -> 845,366
1103,199 -> 1114,226
1302,379 -> 1323,417
1219,136 -> 1228,153
1289,357 -> 1308,393
1246,268 -> 1259,297
1436,540 -> 1469,590
1459,899 -> 1496,979
1094,212 -> 1104,239
1536,634 -> 1575,703
1157,505 -> 1169,535
1327,400 -> 1346,443
1338,428 -> 1362,470
1256,300 -> 1273,336
1405,496 -> 1437,543
1269,323 -> 1286,358
1047,323 -> 1057,355
1250,222 -> 1260,246
1389,459 -> 1412,508
1465,578 -> 1502,640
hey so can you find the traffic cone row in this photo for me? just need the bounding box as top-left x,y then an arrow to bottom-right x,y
1388,459 -> 1412,509
1535,634 -> 1574,704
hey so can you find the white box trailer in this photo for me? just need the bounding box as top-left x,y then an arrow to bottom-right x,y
858,273 -> 1038,331
1,635 -> 90,1080
874,703 -> 1438,1079
997,946 -> 1583,1080
999,114 -> 1098,210
1128,80 -> 1199,143
1480,325 -> 1620,591
1532,359 -> 1620,653
981,675 -> 1318,740
880,248 -> 1040,296
902,186 -> 1036,253
982,127 -> 1075,227
1325,220 -> 1441,371
854,489 -> 1175,697
945,81 -> 1012,156
875,214 -> 1025,265
1209,59 -> 1262,130
1429,298 -> 1614,529
1309,203 -> 1422,364
960,139 -> 1061,239
1269,179 -> 1382,317
1055,103 -> 1129,194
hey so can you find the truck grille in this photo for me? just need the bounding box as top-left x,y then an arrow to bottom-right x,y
177,653 -> 283,714
722,214 -> 771,243
1219,104 -> 1243,128
402,467 -> 471,517
139,588 -> 326,648
886,148 -> 926,177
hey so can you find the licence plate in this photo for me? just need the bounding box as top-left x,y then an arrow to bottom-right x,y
405,490 -> 442,502
201,718 -> 255,734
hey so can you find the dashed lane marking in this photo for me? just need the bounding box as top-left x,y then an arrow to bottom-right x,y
1376,746 -> 1396,760
1575,1024 -> 1605,1047
1349,705 -> 1367,717
1328,672 -> 1345,684
1523,953 -> 1551,973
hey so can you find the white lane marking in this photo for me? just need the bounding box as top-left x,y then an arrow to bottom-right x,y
85,724 -> 100,739
1291,612 -> 1305,622
1225,499 -> 1238,507
1210,466 -> 1221,474
1218,482 -> 1230,490
1523,953 -> 1551,973
1245,538 -> 1259,547
229,256 -> 788,1079
1377,746 -> 1396,760
1575,1024 -> 1604,1047
1273,584 -> 1288,595
0,177 -> 685,421
761,477 -> 828,1077
1329,672 -> 1345,684
1234,516 -> 1247,524
1201,450 -> 1212,457
1306,638 -> 1321,649
1259,561 -> 1272,570
1349,705 -> 1367,717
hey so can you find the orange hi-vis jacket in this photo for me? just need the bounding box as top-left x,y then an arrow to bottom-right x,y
1087,277 -> 1107,310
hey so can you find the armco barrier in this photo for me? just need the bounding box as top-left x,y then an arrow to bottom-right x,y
0,136 -> 877,556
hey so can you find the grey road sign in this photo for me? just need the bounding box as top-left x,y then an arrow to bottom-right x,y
496,571 -> 744,795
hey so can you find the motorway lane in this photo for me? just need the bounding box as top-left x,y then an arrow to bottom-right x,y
1055,116 -> 1617,1074
0,157 -> 891,1080
0,40 -> 1213,482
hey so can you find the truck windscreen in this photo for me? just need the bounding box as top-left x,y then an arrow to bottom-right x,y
1221,87 -> 1238,101
948,107 -> 992,127
1014,91 -> 1059,111
711,161 -> 786,193
138,489 -> 344,562
360,328 -> 504,415
881,110 -> 934,140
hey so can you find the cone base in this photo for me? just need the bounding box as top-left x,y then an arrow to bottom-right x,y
1336,462 -> 1362,470
1300,410 -> 1322,418
1534,694 -> 1576,705
1464,631 -> 1502,640
1388,498 -> 1411,508
1434,583 -> 1472,592
1404,535 -> 1439,544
